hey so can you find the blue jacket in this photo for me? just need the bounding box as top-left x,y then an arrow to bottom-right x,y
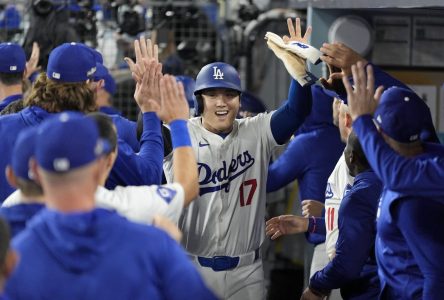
106,112 -> 163,189
99,106 -> 122,116
6,208 -> 217,300
309,170 -> 382,299
0,203 -> 45,237
267,85 -> 344,245
110,114 -> 139,151
354,115 -> 444,300
0,94 -> 22,112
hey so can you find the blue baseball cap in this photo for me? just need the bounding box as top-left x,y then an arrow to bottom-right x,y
35,112 -> 111,172
46,42 -> 97,83
11,127 -> 39,180
322,87 -> 347,104
374,86 -> 430,143
93,63 -> 116,95
0,43 -> 26,73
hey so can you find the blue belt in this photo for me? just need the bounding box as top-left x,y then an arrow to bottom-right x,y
197,248 -> 260,272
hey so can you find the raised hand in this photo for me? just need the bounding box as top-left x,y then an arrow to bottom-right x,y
152,215 -> 183,243
283,17 -> 312,44
149,75 -> 189,124
125,37 -> 159,83
343,61 -> 384,121
301,199 -> 324,217
320,42 -> 368,77
265,215 -> 309,240
25,42 -> 41,79
133,58 -> 163,112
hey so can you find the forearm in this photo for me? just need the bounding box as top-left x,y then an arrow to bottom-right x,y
353,116 -> 444,194
138,112 -> 164,184
170,120 -> 198,205
271,79 -> 312,144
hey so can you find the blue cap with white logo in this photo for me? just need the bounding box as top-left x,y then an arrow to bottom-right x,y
0,43 -> 26,73
46,42 -> 97,83
374,86 -> 430,143
35,112 -> 111,172
194,62 -> 242,95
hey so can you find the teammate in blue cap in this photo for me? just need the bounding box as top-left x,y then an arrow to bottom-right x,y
162,19 -> 314,299
93,62 -> 121,116
5,78 -> 217,300
345,61 -> 444,300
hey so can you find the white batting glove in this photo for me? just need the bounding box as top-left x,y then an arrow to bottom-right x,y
266,38 -> 318,86
265,32 -> 322,65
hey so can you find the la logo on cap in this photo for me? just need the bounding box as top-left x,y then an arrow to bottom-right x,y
212,66 -> 224,80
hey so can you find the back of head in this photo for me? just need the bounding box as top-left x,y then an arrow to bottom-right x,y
193,62 -> 242,116
239,91 -> 266,117
35,112 -> 111,175
0,43 -> 26,86
374,87 -> 429,144
87,112 -> 117,152
303,85 -> 335,127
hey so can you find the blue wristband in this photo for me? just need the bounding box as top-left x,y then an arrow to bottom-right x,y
170,119 -> 192,149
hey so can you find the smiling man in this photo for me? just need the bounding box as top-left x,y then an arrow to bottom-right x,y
163,58 -> 313,299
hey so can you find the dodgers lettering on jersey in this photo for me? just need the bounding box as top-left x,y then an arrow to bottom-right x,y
163,113 -> 278,257
324,153 -> 354,260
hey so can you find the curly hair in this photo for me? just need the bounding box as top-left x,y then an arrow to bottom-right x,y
24,73 -> 97,113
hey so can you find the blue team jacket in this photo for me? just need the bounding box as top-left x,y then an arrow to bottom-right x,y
309,170 -> 382,299
0,203 -> 45,237
354,116 -> 444,300
6,208 -> 217,300
267,85 -> 344,245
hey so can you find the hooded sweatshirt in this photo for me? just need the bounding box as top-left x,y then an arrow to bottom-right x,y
6,208 -> 216,300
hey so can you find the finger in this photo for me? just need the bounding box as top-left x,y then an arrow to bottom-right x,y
146,39 -> 153,58
342,71 -> 354,98
134,40 -> 142,64
302,25 -> 312,41
140,35 -> 148,59
319,55 -> 336,66
356,61 -> 367,93
153,44 -> 159,62
287,18 -> 296,37
271,230 -> 282,240
366,63 -> 375,92
330,72 -> 343,80
283,35 -> 290,43
124,57 -> 136,71
266,217 -> 279,226
374,86 -> 384,104
295,18 -> 301,38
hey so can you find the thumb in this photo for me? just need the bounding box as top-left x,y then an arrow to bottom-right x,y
330,72 -> 343,80
319,77 -> 331,89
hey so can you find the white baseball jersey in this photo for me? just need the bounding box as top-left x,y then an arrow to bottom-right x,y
163,113 -> 278,257
2,183 -> 184,224
324,152 -> 354,260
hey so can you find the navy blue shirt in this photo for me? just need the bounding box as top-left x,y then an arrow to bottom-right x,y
267,85 -> 344,245
354,115 -> 444,300
0,94 -> 22,112
0,203 -> 45,237
99,106 -> 122,116
309,170 -> 382,299
6,208 -> 217,300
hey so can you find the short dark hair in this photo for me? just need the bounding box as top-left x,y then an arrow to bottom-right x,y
16,177 -> 44,197
347,130 -> 370,169
0,217 -> 10,271
87,112 -> 118,152
0,72 -> 23,86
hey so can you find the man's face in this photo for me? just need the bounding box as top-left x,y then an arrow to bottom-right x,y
201,88 -> 240,134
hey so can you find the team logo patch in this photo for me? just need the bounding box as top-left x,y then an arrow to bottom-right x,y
212,66 -> 224,80
156,187 -> 177,204
291,41 -> 309,49
325,183 -> 333,199
198,150 -> 255,196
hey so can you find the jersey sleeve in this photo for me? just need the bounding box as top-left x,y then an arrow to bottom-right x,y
95,183 -> 185,224
353,115 -> 444,196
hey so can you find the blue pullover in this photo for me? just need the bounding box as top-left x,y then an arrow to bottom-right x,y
0,203 -> 45,237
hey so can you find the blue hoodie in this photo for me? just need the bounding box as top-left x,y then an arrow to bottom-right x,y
6,208 -> 217,300
267,85 -> 344,245
0,107 -> 163,201
353,115 -> 444,300
0,203 -> 45,237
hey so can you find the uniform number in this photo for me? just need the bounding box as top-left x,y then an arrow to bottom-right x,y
326,207 -> 335,231
239,179 -> 257,207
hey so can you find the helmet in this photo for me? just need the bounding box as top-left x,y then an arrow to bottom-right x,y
193,62 -> 242,116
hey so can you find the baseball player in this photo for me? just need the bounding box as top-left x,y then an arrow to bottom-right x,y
267,130 -> 382,300
162,19 -> 314,299
94,63 -> 121,116
5,103 -> 217,299
345,62 -> 444,299
267,84 -> 344,278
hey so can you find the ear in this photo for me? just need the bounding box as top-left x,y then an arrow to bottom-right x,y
5,166 -> 17,188
29,158 -> 42,185
97,79 -> 105,90
3,250 -> 18,278
345,112 -> 353,128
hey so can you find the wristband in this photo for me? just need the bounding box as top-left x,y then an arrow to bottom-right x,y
170,119 -> 192,149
